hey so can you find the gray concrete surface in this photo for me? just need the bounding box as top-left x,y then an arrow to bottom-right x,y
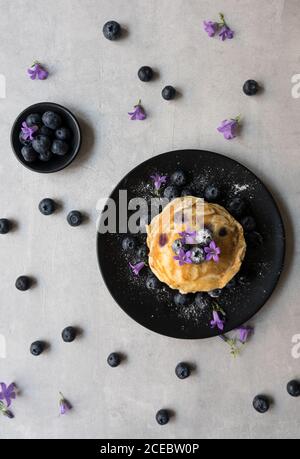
0,0 -> 299,439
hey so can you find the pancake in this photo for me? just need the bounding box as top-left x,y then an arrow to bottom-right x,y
146,197 -> 246,294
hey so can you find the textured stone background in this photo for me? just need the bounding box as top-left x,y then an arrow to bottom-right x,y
0,0 -> 299,439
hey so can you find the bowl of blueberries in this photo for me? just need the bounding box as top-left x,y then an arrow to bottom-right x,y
11,102 -> 82,173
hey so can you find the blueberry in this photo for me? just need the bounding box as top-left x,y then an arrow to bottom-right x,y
137,246 -> 148,259
39,150 -> 52,162
287,380 -> 300,397
181,188 -> 193,197
195,292 -> 210,310
122,237 -> 136,251
172,239 -> 187,255
219,227 -> 227,237
241,216 -> 256,232
243,80 -> 259,96
163,185 -> 180,201
138,66 -> 153,82
204,184 -> 221,203
42,111 -> 62,130
39,198 -> 56,216
246,231 -> 263,248
32,135 -> 51,155
208,289 -> 223,298
26,113 -> 42,127
39,126 -> 54,138
227,198 -> 246,217
51,140 -> 69,156
62,326 -> 77,343
175,362 -> 191,380
174,293 -> 194,307
107,352 -> 121,368
190,246 -> 205,264
20,145 -> 37,163
19,131 -> 31,146
0,219 -> 11,235
67,211 -> 83,227
146,275 -> 160,291
171,171 -> 187,187
156,409 -> 169,426
30,341 -> 45,357
15,276 -> 31,291
162,86 -> 176,101
226,277 -> 237,289
195,228 -> 213,246
55,127 -> 71,141
253,395 -> 270,414
103,21 -> 121,40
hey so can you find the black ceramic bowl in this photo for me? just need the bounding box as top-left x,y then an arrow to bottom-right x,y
11,102 -> 82,173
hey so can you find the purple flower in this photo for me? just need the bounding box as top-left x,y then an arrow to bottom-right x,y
0,383 -> 16,408
174,249 -> 193,266
203,21 -> 219,37
237,326 -> 253,344
204,241 -> 221,262
219,25 -> 234,41
217,117 -> 240,140
27,62 -> 49,80
21,121 -> 38,141
129,262 -> 145,276
179,229 -> 197,245
210,311 -> 225,331
159,233 -> 168,247
150,174 -> 168,191
59,393 -> 72,415
128,100 -> 146,120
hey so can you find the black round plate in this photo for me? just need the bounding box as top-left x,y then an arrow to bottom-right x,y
11,102 -> 82,173
97,150 -> 285,339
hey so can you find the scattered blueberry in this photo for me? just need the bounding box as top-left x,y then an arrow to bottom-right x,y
172,239 -> 187,255
146,275 -> 160,291
107,353 -> 121,368
122,237 -> 136,251
137,246 -> 148,259
26,113 -> 42,128
243,80 -> 259,96
253,395 -> 270,414
15,276 -> 31,291
241,216 -> 256,232
103,21 -> 121,41
162,86 -> 176,101
195,292 -> 210,310
208,289 -> 223,298
219,227 -> 227,237
190,246 -> 205,264
174,293 -> 194,307
163,185 -> 180,201
0,219 -> 11,235
67,211 -> 83,227
55,127 -> 71,141
204,184 -> 221,203
30,341 -> 45,356
39,125 -> 53,138
138,66 -> 153,82
156,409 -> 170,426
227,198 -> 246,217
171,171 -> 187,187
39,150 -> 52,162
51,139 -> 69,156
287,380 -> 300,398
42,111 -> 62,130
62,327 -> 77,343
246,231 -> 263,248
175,362 -> 191,380
39,198 -> 56,216
32,135 -> 51,155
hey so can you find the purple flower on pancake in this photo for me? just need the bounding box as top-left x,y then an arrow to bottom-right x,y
217,116 -> 240,140
237,326 -> 253,344
203,21 -> 219,37
59,393 -> 72,415
27,62 -> 49,80
21,121 -> 38,141
210,311 -> 225,331
174,249 -> 193,266
150,174 -> 168,191
129,262 -> 145,276
128,100 -> 146,120
179,229 -> 197,245
0,383 -> 16,407
204,241 -> 221,262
